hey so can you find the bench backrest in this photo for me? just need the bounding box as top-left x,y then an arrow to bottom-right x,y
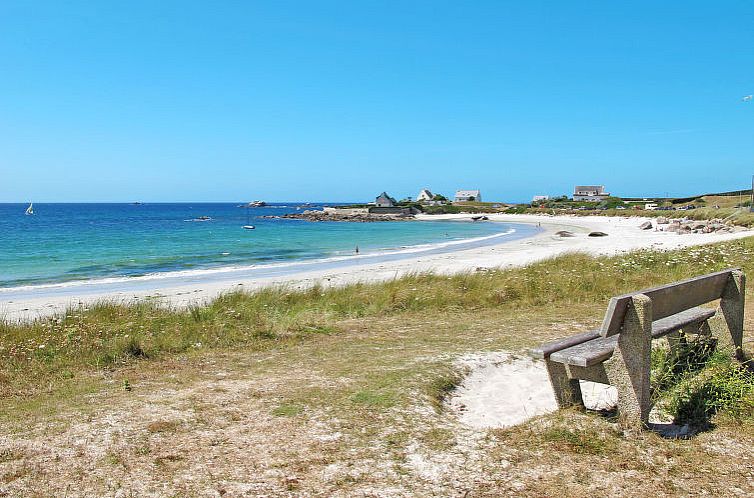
600,268 -> 739,337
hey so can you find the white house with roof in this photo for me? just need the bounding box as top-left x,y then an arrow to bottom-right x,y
454,189 -> 481,202
573,185 -> 610,202
416,189 -> 433,202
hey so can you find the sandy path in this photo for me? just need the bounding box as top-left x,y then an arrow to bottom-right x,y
1,213 -> 751,322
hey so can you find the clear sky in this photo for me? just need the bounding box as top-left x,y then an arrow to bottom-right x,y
0,1 -> 752,203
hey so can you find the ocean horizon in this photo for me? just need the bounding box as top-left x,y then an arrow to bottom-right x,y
0,202 -> 534,290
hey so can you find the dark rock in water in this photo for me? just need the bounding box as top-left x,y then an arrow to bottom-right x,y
264,211 -> 413,222
554,230 -> 575,237
638,221 -> 653,230
588,231 -> 608,237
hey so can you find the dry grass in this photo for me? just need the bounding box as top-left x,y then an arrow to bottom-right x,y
1,237 -> 753,496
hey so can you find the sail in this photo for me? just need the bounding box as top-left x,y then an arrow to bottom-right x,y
25,203 -> 34,215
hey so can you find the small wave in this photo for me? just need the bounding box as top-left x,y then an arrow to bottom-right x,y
0,221 -> 530,294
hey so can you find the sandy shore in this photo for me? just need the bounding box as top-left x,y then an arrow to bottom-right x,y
1,213 -> 751,322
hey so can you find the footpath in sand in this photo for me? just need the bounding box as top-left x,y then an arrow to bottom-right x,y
1,213 -> 751,322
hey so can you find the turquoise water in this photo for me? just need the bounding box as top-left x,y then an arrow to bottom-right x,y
0,203 -> 531,289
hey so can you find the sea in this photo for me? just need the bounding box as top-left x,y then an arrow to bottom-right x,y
0,203 -> 538,290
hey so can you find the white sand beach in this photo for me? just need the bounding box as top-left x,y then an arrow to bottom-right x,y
1,214 -> 751,322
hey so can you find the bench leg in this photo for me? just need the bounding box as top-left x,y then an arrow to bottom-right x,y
545,359 -> 583,408
605,294 -> 652,428
708,271 -> 746,359
723,271 -> 745,360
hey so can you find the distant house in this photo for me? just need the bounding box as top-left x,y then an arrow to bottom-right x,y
416,189 -> 433,202
455,189 -> 481,202
573,185 -> 610,202
532,195 -> 549,203
375,192 -> 397,207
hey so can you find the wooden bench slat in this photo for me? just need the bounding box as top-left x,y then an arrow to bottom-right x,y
529,330 -> 600,359
549,307 -> 716,367
599,268 -> 736,337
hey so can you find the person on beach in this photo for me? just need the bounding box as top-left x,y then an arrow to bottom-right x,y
355,245 -> 359,254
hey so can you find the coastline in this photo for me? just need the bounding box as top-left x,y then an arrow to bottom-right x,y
1,213 -> 751,322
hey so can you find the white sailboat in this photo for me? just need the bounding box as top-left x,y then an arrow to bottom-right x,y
243,205 -> 255,230
25,203 -> 34,215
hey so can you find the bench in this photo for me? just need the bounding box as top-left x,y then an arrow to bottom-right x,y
530,268 -> 746,426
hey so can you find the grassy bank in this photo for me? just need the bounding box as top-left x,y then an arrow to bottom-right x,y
2,237 -> 753,400
519,206 -> 754,227
1,237 -> 754,495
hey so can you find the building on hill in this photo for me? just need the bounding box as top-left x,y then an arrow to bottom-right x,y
573,185 -> 610,202
416,189 -> 433,202
455,189 -> 481,202
532,195 -> 550,203
374,192 -> 397,207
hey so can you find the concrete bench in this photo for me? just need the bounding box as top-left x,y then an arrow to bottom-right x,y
530,268 -> 746,426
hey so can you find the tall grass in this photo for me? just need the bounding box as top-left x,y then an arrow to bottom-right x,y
1,237 -> 753,398
651,338 -> 754,428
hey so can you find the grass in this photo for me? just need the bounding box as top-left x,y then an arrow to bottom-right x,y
2,237 -> 753,401
272,403 -> 304,417
651,336 -> 754,429
523,205 -> 754,227
1,237 -> 754,495
426,365 -> 465,411
539,426 -> 618,455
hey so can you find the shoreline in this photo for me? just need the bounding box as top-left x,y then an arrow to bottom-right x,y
2,213 -> 751,322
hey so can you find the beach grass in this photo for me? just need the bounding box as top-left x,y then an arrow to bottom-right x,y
1,237 -> 754,495
2,237 -> 752,401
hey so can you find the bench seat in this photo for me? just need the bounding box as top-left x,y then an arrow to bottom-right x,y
530,268 -> 745,427
533,306 -> 716,368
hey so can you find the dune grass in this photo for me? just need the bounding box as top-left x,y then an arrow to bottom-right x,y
1,237 -> 753,401
1,236 -> 753,495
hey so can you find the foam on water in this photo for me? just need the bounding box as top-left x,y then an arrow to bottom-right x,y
0,203 -> 536,292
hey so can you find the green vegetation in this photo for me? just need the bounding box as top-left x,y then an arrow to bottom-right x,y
426,365 -> 465,410
539,426 -> 618,455
651,338 -> 754,429
2,237 -> 753,404
2,237 -> 754,495
272,402 -> 304,417
519,191 -> 754,226
422,203 -> 501,214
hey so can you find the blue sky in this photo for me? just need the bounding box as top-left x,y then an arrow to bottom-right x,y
0,1 -> 752,203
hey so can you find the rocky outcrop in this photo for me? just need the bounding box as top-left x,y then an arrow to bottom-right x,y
264,210 -> 414,222
657,218 -> 748,235
639,221 -> 653,230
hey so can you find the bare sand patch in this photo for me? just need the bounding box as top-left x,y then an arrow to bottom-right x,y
448,352 -> 617,429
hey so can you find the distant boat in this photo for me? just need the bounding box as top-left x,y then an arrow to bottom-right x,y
248,200 -> 266,207
25,203 -> 34,215
243,205 -> 256,230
